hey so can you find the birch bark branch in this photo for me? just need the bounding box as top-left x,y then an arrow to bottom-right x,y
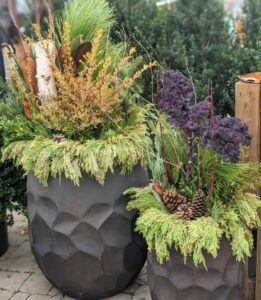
34,40 -> 57,105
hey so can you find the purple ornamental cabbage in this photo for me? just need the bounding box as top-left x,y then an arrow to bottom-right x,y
158,70 -> 251,164
159,70 -> 195,114
203,116 -> 251,163
159,70 -> 210,137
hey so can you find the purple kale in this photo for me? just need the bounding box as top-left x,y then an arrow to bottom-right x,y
158,69 -> 251,165
158,70 -> 195,115
203,116 -> 251,163
159,71 -> 210,137
187,100 -> 211,136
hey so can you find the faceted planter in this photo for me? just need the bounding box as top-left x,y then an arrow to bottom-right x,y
27,166 -> 148,300
0,221 -> 8,257
148,238 -> 243,300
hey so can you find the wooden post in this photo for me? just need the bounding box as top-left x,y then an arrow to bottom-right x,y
235,82 -> 261,300
235,82 -> 261,162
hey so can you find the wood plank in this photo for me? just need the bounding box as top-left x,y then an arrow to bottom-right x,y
235,82 -> 261,300
235,82 -> 261,162
256,208 -> 261,300
248,278 -> 255,300
243,258 -> 249,300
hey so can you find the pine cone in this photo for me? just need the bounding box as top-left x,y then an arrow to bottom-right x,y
175,203 -> 194,220
52,133 -> 66,143
192,190 -> 207,219
163,190 -> 188,214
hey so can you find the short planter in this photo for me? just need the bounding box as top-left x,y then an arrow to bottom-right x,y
0,221 -> 8,257
148,238 -> 243,300
27,166 -> 148,300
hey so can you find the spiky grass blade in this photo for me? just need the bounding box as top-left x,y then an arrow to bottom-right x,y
64,0 -> 115,42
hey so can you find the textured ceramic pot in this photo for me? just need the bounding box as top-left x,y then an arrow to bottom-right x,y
148,238 -> 243,300
0,221 -> 8,257
27,166 -> 148,300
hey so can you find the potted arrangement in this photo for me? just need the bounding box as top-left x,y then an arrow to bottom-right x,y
127,71 -> 261,300
0,0 -> 155,298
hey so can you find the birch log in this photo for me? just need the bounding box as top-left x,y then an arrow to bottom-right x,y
34,40 -> 57,105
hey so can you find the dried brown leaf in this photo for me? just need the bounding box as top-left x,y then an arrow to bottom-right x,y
74,42 -> 93,67
16,38 -> 27,64
23,99 -> 32,119
58,43 -> 66,66
152,181 -> 164,198
20,57 -> 37,94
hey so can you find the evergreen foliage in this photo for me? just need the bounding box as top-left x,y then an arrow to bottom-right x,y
126,186 -> 260,267
109,0 -> 261,115
242,0 -> 261,72
2,106 -> 151,186
64,0 -> 114,43
0,83 -> 26,225
0,157 -> 27,225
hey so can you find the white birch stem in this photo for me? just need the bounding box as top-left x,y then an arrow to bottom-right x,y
34,40 -> 57,105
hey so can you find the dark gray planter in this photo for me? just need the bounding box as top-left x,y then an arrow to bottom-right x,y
27,166 -> 148,300
0,221 -> 8,257
148,238 -> 243,300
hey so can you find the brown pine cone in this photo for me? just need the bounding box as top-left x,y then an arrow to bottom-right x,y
52,133 -> 66,143
163,190 -> 188,214
192,190 -> 207,219
175,203 -> 194,220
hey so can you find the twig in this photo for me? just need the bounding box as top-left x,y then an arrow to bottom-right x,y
7,0 -> 20,36
131,34 -> 161,103
32,0 -> 42,27
183,47 -> 197,104
44,0 -> 54,27
160,122 -> 170,188
208,80 -> 215,201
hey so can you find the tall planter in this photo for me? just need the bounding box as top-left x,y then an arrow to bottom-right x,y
0,221 -> 8,257
148,238 -> 243,300
27,165 -> 148,300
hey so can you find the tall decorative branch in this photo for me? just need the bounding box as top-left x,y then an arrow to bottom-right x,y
33,0 -> 42,27
44,0 -> 54,27
160,122 -> 170,189
7,0 -> 27,63
208,80 -> 215,202
34,40 -> 57,105
157,76 -> 170,188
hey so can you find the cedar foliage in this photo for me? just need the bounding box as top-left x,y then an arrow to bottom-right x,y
126,186 -> 261,267
2,106 -> 151,186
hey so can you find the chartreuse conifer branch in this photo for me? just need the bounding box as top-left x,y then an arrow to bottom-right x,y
126,186 -> 261,268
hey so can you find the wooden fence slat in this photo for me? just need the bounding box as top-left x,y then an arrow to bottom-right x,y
255,208 -> 261,300
235,82 -> 261,162
235,82 -> 261,300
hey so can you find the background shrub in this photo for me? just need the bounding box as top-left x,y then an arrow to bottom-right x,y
108,0 -> 261,115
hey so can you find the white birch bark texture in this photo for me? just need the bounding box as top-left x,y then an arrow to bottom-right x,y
1,45 -> 13,86
34,40 -> 57,105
